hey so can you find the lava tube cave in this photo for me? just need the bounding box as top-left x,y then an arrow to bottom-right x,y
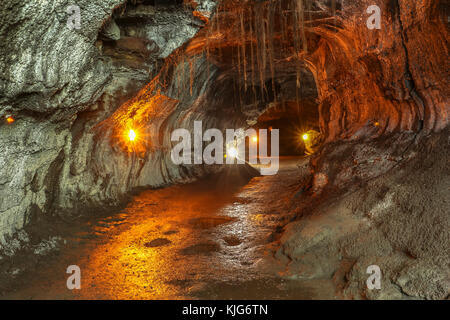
0,0 -> 448,305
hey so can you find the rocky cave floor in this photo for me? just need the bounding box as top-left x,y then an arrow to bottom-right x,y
0,130 -> 448,300
0,156 -> 337,299
0,0 -> 448,301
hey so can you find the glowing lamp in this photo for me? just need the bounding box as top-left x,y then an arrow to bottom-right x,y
128,129 -> 136,141
227,147 -> 238,159
6,116 -> 14,124
252,136 -> 258,143
302,133 -> 309,141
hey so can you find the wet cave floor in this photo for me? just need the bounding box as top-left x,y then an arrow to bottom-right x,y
1,157 -> 337,300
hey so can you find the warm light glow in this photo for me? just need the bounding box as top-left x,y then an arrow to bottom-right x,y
374,121 -> 380,127
252,136 -> 258,142
128,129 -> 136,141
227,147 -> 238,159
302,133 -> 309,141
6,116 -> 14,124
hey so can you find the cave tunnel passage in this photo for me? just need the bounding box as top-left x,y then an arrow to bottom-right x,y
251,71 -> 320,157
0,0 -> 448,302
210,61 -> 321,159
0,63 -> 324,300
179,66 -> 321,164
3,2 -> 342,293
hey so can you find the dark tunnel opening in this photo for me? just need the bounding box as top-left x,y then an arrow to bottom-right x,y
252,71 -> 320,156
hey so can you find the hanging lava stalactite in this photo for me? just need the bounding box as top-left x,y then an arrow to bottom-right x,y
198,0 -> 312,109
102,0 -> 341,154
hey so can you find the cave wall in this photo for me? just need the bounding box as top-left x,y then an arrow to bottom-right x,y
0,0 -> 218,248
302,0 -> 449,193
0,0 -> 122,244
310,0 -> 449,141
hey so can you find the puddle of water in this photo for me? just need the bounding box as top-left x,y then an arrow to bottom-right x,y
188,217 -> 236,229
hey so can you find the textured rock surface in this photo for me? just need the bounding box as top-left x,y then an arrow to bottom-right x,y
0,0 -> 122,115
0,0 -> 448,300
0,0 -> 218,246
310,0 -> 449,141
278,129 -> 450,299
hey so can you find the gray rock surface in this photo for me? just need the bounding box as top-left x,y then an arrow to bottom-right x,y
0,0 -> 123,115
0,0 -> 447,301
0,0 -> 217,248
277,131 -> 450,300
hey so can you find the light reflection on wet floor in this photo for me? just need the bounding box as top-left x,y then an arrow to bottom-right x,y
2,157 -> 336,300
